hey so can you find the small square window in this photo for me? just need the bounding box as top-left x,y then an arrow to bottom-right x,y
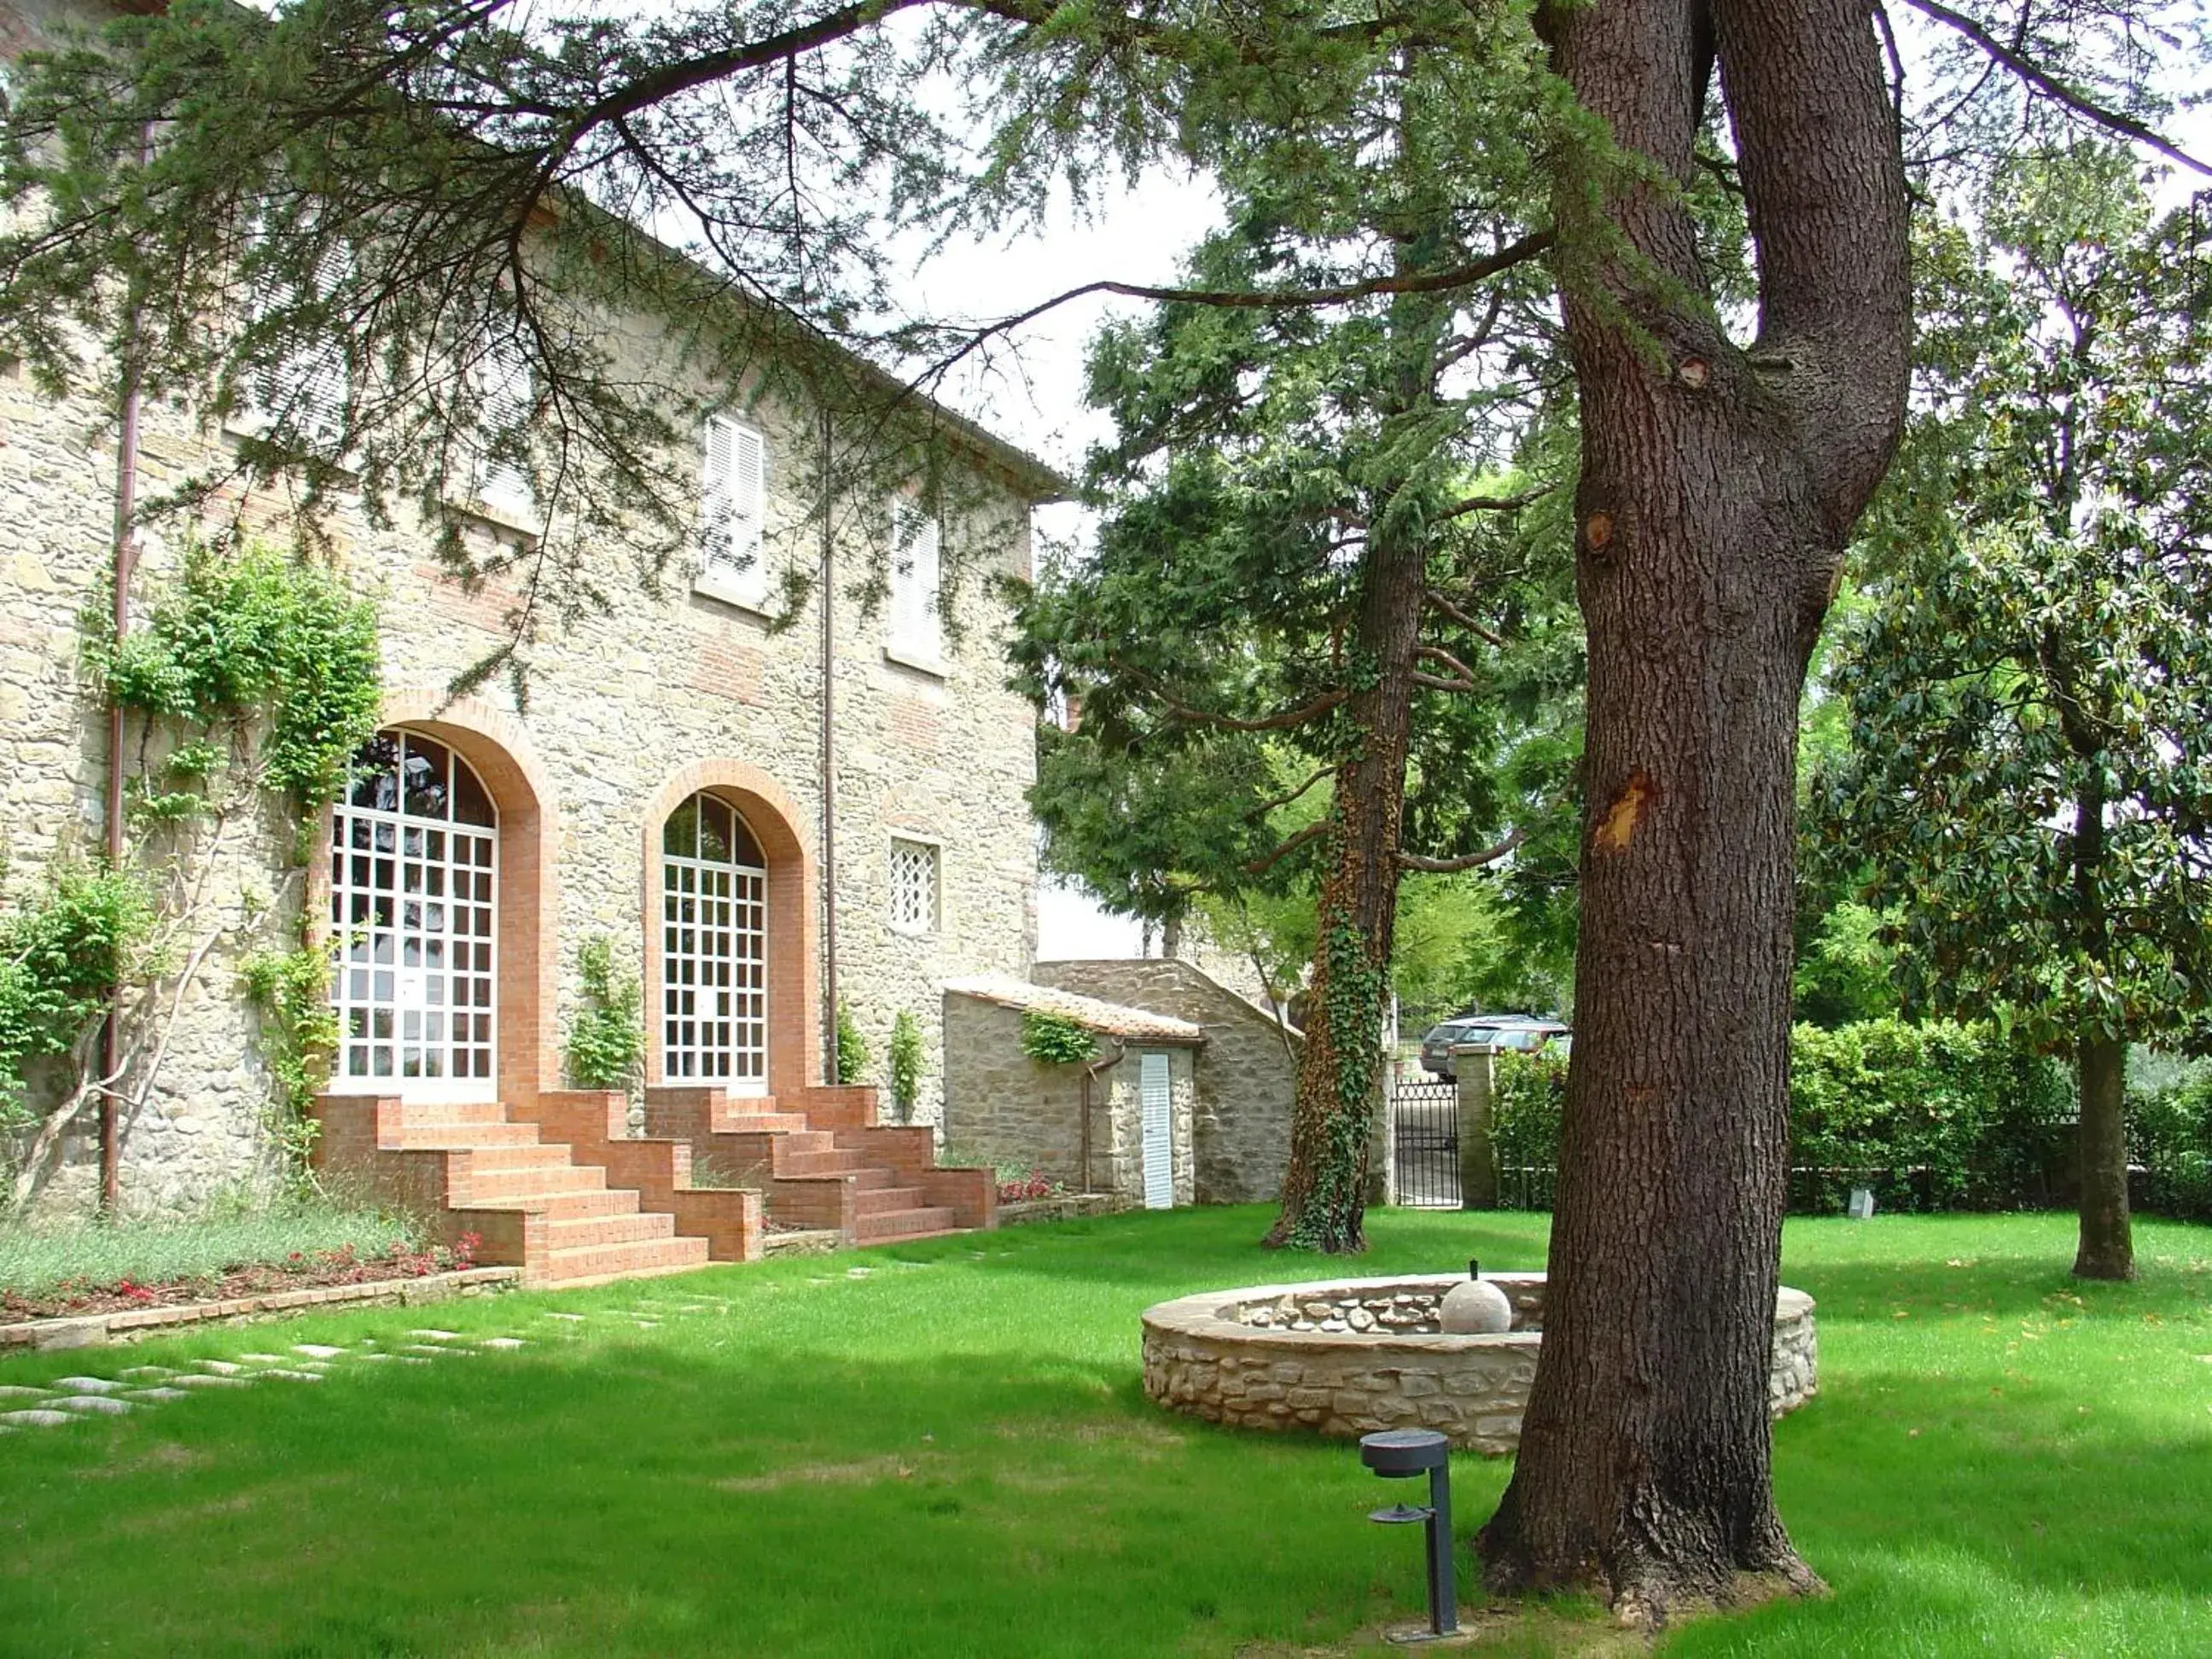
888,837 -> 940,934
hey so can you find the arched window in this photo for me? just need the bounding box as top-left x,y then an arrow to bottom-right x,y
661,792 -> 767,1091
329,731 -> 498,1097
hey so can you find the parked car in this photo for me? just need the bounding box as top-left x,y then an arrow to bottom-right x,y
1417,1014 -> 1569,1081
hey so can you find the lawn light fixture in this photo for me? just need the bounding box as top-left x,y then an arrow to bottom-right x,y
1358,1428 -> 1458,1642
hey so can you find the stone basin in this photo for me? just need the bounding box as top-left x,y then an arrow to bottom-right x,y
1140,1273 -> 1817,1455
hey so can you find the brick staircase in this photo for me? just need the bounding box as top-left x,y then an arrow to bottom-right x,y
311,1095 -> 738,1288
643,1083 -> 996,1246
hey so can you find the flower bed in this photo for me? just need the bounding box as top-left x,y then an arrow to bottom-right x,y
0,1235 -> 479,1323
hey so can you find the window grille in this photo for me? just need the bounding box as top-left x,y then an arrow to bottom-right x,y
661,792 -> 768,1091
701,416 -> 768,607
888,836 -> 940,934
888,504 -> 941,661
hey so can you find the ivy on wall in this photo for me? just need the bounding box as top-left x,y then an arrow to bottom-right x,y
1021,1010 -> 1096,1066
566,935 -> 643,1091
3,538 -> 380,1208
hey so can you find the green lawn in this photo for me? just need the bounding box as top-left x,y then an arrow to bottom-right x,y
1,1208 -> 2208,1656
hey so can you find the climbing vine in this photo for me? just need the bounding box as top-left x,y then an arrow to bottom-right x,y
3,538 -> 381,1208
566,935 -> 643,1091
96,538 -> 383,806
1021,1010 -> 1096,1066
238,943 -> 338,1168
888,1009 -> 924,1119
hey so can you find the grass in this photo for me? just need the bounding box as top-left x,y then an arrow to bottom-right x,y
0,1208 -> 2206,1656
0,1197 -> 427,1297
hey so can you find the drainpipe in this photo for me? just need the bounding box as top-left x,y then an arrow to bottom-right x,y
100,133 -> 151,1214
1079,1038 -> 1126,1196
818,399 -> 839,1086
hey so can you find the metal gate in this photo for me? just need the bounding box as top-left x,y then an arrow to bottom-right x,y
1390,1075 -> 1460,1208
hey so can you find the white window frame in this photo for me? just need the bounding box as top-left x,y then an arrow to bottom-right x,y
696,415 -> 771,611
886,834 -> 942,937
886,502 -> 944,672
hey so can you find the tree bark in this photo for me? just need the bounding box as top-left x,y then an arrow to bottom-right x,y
1476,0 -> 1909,1621
2074,1033 -> 2133,1279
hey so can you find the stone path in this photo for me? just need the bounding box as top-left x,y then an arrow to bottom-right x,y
0,1290 -> 748,1440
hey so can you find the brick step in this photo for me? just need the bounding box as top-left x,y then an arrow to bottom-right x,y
854,1184 -> 919,1216
386,1121 -> 544,1150
453,1142 -> 577,1173
463,1162 -> 609,1202
718,1112 -> 810,1135
541,1235 -> 711,1284
397,1100 -> 509,1126
546,1210 -> 681,1249
854,1206 -> 956,1243
846,1166 -> 897,1190
778,1149 -> 867,1177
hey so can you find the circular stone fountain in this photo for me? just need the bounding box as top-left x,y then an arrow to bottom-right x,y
1141,1273 -> 1817,1455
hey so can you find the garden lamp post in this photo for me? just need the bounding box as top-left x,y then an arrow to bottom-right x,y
1358,1427 -> 1458,1641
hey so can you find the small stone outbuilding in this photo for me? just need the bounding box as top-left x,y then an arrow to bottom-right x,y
1034,959 -> 1300,1203
940,978 -> 1202,1207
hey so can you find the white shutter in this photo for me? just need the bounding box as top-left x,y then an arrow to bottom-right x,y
243,230 -> 351,449
1140,1052 -> 1174,1209
701,416 -> 767,607
471,324 -> 533,521
890,505 -> 941,661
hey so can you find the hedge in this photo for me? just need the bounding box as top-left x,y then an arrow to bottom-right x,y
1483,1019 -> 2134,1215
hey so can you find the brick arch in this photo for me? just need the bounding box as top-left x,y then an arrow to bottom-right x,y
316,691 -> 562,1106
640,759 -> 820,1097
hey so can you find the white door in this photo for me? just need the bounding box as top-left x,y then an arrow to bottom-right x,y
329,732 -> 498,1102
660,792 -> 769,1094
1139,1051 -> 1174,1209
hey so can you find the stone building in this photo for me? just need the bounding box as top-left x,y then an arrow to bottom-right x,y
940,977 -> 1202,1208
0,0 -> 1065,1264
940,960 -> 1299,1207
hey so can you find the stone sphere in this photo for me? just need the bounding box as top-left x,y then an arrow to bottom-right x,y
1439,1278 -> 1514,1336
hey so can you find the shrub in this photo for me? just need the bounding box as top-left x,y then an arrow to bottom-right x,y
1480,1020 -> 2073,1214
2130,1070 -> 2212,1221
888,1010 -> 923,1118
0,866 -> 154,1115
835,1002 -> 869,1086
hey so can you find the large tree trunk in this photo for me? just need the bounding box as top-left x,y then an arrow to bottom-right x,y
2074,1033 -> 2133,1279
1477,0 -> 1909,1621
1264,538 -> 1424,1253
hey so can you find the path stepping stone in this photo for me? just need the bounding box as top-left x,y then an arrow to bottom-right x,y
479,1337 -> 526,1350
52,1377 -> 126,1394
0,1386 -> 51,1402
118,1366 -> 176,1382
1,1410 -> 78,1428
544,1313 -> 586,1323
409,1330 -> 461,1341
172,1374 -> 248,1390
358,1353 -> 393,1363
195,1359 -> 247,1376
294,1344 -> 346,1359
239,1353 -> 288,1365
261,1369 -> 324,1382
126,1388 -> 190,1402
401,1344 -> 452,1357
55,1396 -> 132,1416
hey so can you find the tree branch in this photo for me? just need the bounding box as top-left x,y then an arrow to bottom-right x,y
1417,643 -> 1482,684
1160,686 -> 1348,731
1397,827 -> 1526,872
1902,0 -> 2212,176
1243,818 -> 1330,876
1412,669 -> 1479,693
1439,483 -> 1552,520
1424,588 -> 1505,649
1245,763 -> 1336,820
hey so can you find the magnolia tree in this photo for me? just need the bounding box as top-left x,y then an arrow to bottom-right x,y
1822,148 -> 2212,1282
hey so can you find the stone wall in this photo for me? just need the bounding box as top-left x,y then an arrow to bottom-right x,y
0,0 -> 1050,1214
1033,959 -> 1297,1202
1142,1274 -> 1819,1455
940,993 -> 1197,1205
